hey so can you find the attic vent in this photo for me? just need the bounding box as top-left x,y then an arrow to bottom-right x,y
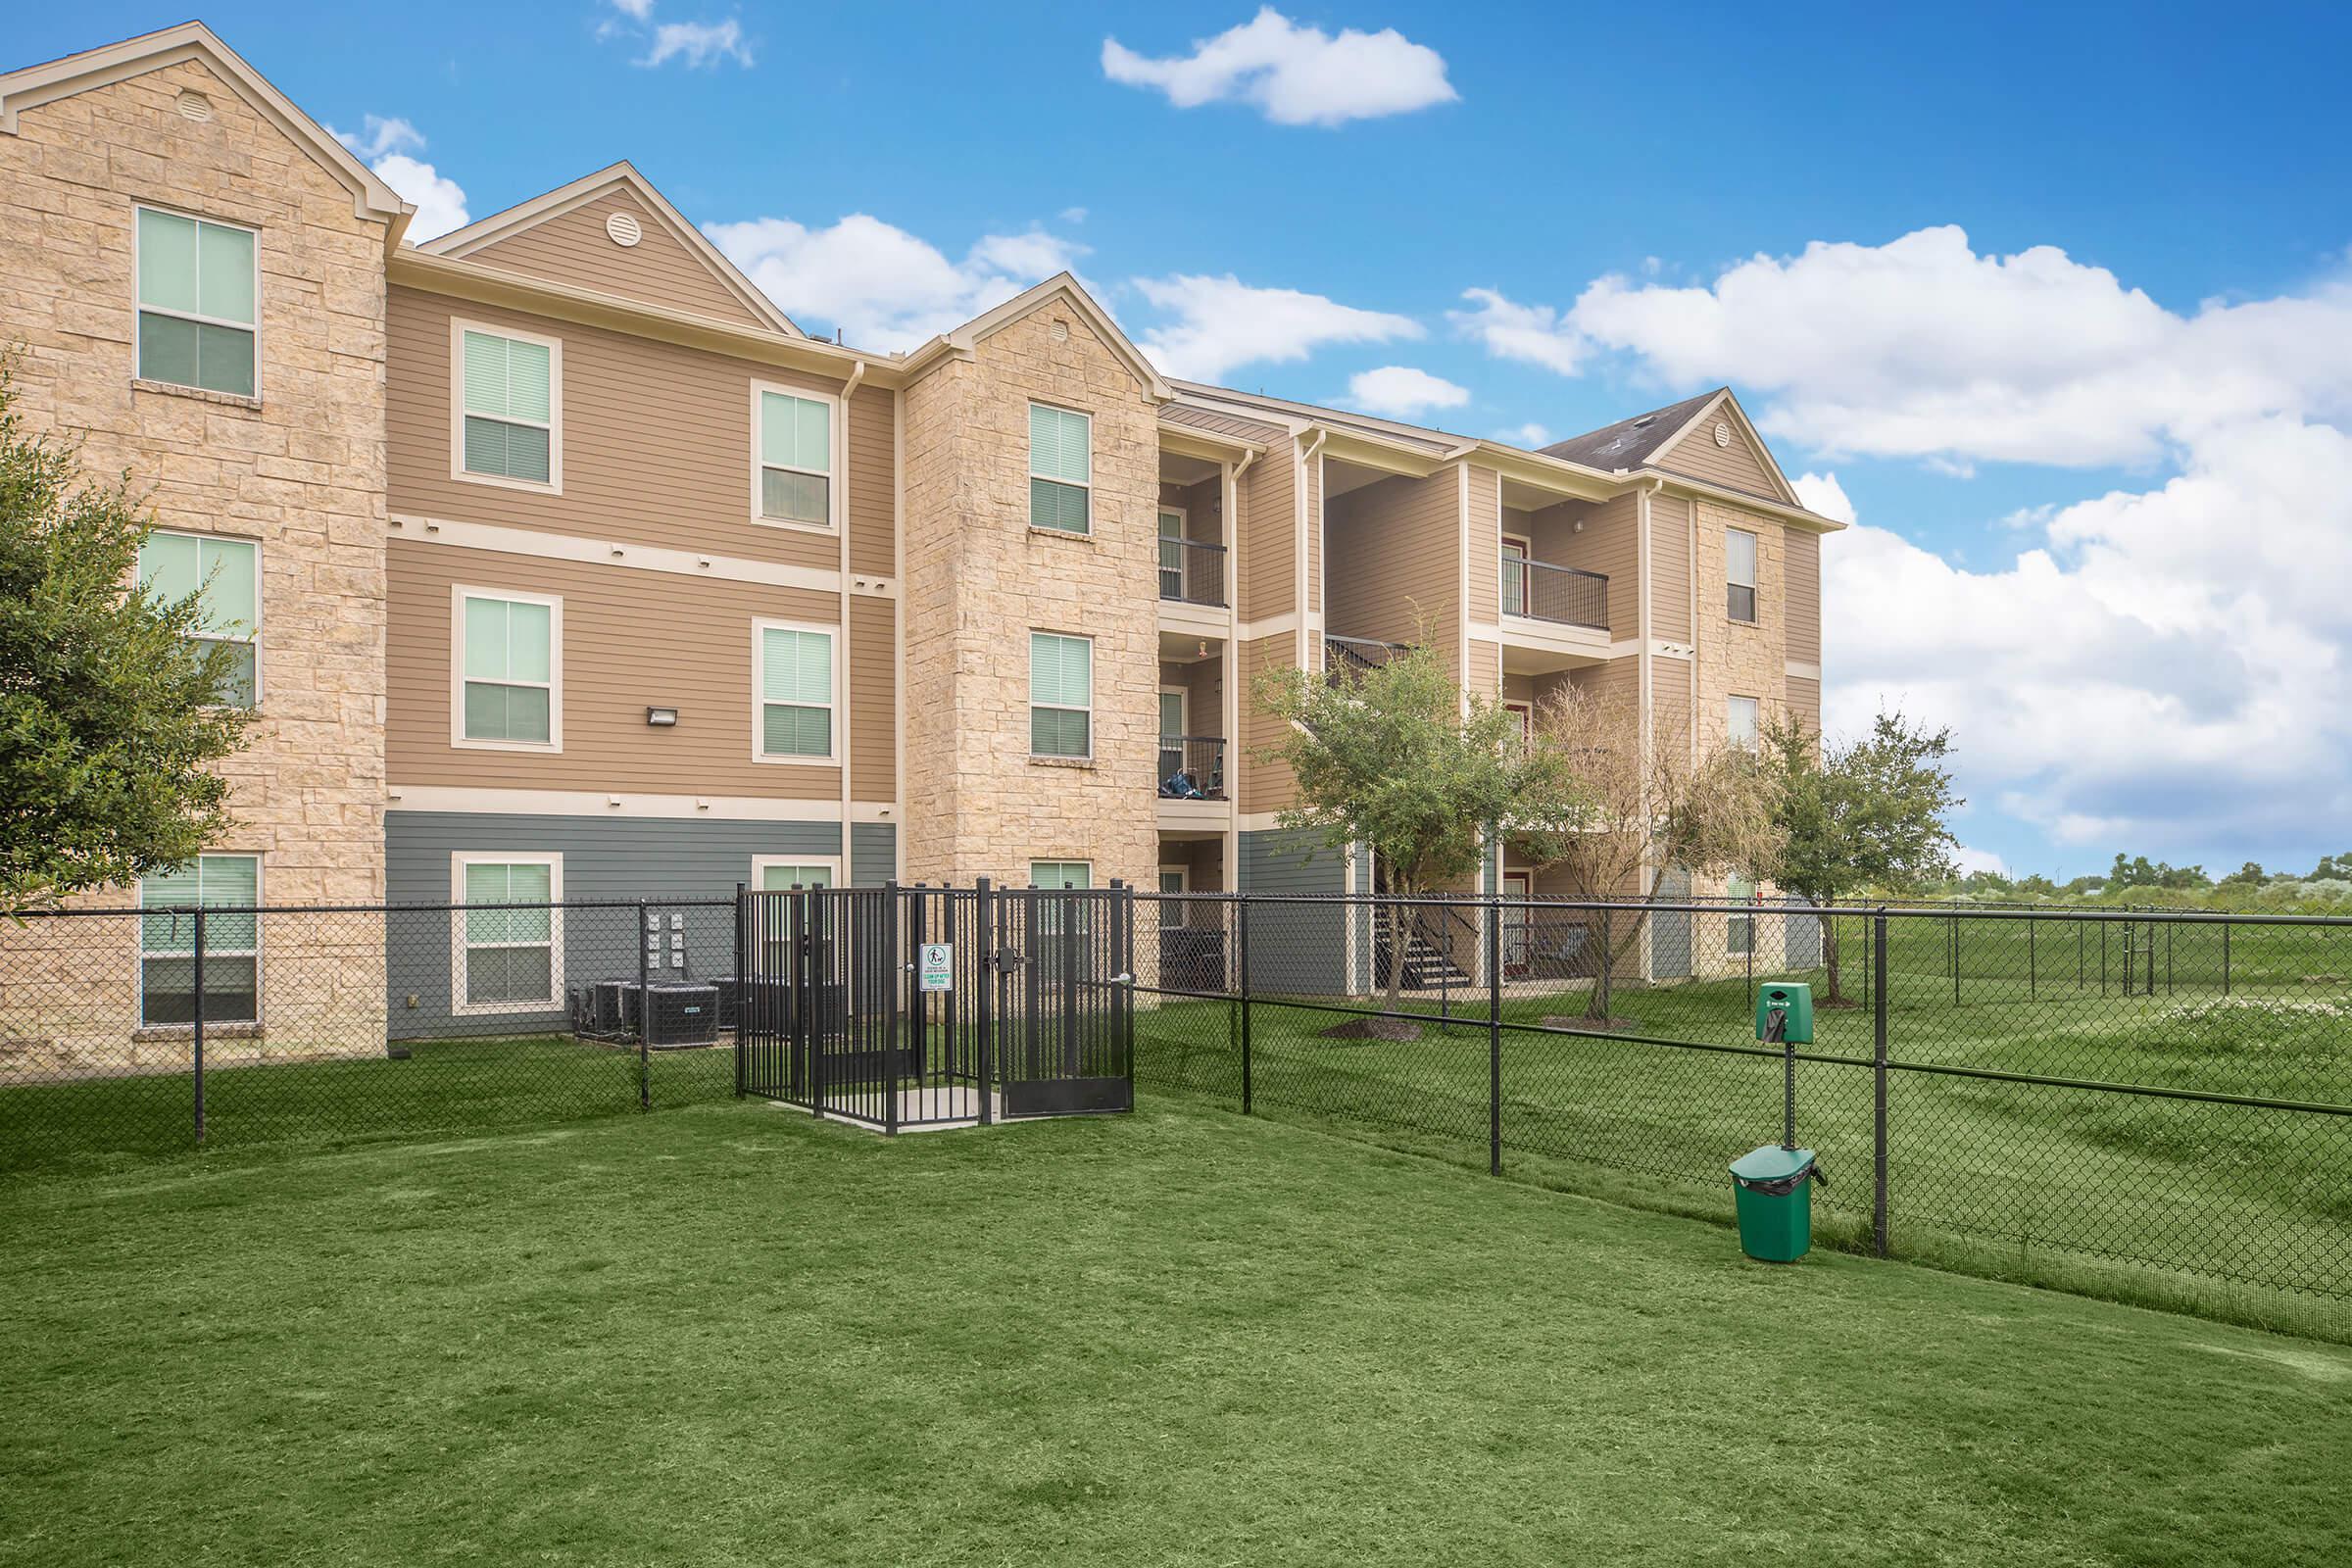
1631,415 -> 1655,428
606,212 -> 644,248
175,90 -> 214,122
1713,420 -> 1732,448
1049,319 -> 1070,344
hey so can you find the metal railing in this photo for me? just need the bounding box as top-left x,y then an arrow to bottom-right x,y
1501,553 -> 1608,630
1156,735 -> 1227,800
1158,537 -> 1227,607
1324,634 -> 1408,683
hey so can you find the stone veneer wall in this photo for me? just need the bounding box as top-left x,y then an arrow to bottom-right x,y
0,58 -> 391,1065
900,305 -> 1161,891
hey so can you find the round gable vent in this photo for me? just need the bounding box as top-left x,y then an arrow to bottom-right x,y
606,212 -> 644,248
1713,419 -> 1733,448
176,90 -> 214,122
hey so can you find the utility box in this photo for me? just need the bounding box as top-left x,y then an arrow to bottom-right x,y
1754,981 -> 1814,1044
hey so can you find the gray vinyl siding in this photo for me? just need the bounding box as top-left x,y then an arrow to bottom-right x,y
384,810 -> 843,1041
1784,895 -> 1822,969
1239,827 -> 1348,996
851,822 -> 897,887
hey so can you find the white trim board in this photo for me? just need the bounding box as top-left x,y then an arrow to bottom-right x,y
387,786 -> 899,824
389,514 -> 854,596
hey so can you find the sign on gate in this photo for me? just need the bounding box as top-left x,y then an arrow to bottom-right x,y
918,942 -> 955,992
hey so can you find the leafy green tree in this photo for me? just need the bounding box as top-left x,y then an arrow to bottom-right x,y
1758,709 -> 1960,1004
0,358 -> 251,908
1253,630 -> 1585,1029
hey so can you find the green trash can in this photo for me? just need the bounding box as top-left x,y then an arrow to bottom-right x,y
1730,1144 -> 1820,1262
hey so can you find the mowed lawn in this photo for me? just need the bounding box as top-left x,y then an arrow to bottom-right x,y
5,1099 -> 2349,1567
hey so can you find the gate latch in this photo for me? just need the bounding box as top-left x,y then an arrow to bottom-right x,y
993,949 -> 1024,975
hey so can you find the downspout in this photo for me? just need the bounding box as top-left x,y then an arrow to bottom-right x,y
838,359 -> 866,872
1226,448 -> 1254,893
1636,475 -> 1664,899
1298,428 -> 1327,678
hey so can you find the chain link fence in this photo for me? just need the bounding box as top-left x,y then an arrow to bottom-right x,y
1130,892 -> 2352,1326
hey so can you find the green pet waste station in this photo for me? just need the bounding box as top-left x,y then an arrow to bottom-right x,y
1732,982 -> 1827,1263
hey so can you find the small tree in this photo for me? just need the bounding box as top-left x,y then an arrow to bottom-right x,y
1521,683 -> 1781,1020
1254,632 -> 1585,1030
1758,708 -> 1960,1004
0,358 -> 252,908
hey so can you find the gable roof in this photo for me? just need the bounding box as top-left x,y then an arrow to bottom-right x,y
0,21 -> 411,239
1539,389 -> 1725,471
906,273 -> 1172,402
419,162 -> 802,337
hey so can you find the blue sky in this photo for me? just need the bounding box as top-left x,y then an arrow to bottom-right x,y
22,3 -> 2352,880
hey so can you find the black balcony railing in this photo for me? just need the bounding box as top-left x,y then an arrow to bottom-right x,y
1159,537 -> 1228,607
1501,553 -> 1608,630
1323,634 -> 1408,684
1157,735 -> 1226,800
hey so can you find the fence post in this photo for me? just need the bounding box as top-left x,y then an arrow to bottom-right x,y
1951,914 -> 1961,1006
1873,907 -> 1890,1258
884,881 -> 902,1136
1237,895 -> 1253,1115
733,883 -> 748,1099
975,878 -> 995,1127
637,900 -> 652,1111
1598,904 -> 1612,1021
192,905 -> 207,1145
2222,919 -> 2231,998
1487,889 -> 1502,1177
2028,917 -> 2036,1001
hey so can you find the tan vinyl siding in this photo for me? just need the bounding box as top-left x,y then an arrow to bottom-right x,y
1239,634 -> 1296,813
1523,492 -> 1639,640
390,286 -> 888,571
1304,449 -> 1323,614
463,184 -> 771,331
1787,675 -> 1822,733
1650,492 -> 1693,643
848,593 -> 896,801
1785,526 -> 1821,665
1323,469 -> 1461,662
1653,655 -> 1693,753
847,384 -> 897,577
1466,639 -> 1500,700
1466,466 -> 1500,624
1238,446 -> 1296,622
1656,408 -> 1784,500
388,539 -> 840,797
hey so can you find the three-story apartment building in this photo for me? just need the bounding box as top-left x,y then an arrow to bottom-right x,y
0,23 -> 1839,1054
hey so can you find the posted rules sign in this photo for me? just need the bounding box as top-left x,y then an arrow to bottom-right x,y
918,943 -> 954,992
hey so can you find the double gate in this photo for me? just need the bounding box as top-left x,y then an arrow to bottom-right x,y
735,880 -> 1137,1131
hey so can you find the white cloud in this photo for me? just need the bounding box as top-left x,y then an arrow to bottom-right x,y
1132,273 -> 1420,381
703,214 -> 1085,351
329,116 -> 468,242
1059,207 -> 1089,225
609,0 -> 655,18
1496,421 -> 1551,447
1789,471 -> 1855,525
1460,227 -> 2352,469
1449,288 -> 1588,376
642,19 -> 752,68
1345,366 -> 1468,419
1951,846 -> 2009,877
1102,8 -> 1456,127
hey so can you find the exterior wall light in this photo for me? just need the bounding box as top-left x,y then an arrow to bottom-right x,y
646,707 -> 679,727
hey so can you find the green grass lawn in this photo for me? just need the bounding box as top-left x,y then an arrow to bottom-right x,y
5,1098 -> 2349,1567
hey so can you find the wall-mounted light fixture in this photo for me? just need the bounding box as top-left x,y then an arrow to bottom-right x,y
646,707 -> 679,727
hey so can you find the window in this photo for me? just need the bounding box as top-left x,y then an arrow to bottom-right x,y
453,856 -> 562,1013
1727,527 -> 1758,622
138,855 -> 260,1026
1727,695 -> 1760,749
1030,632 -> 1093,758
455,589 -> 560,749
754,858 -> 837,891
1029,404 -> 1092,533
139,532 -> 259,707
457,323 -> 558,486
1157,509 -> 1186,598
1728,874 -> 1756,957
756,623 -> 835,761
1032,859 -> 1092,935
1504,701 -> 1533,751
755,386 -> 832,527
1158,866 -> 1187,925
135,208 -> 256,397
1500,537 -> 1531,617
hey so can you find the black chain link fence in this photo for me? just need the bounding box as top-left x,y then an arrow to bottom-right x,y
1131,892 -> 2352,1330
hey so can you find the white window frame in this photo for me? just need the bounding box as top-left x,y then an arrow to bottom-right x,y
1156,505 -> 1187,598
1503,699 -> 1533,750
751,617 -> 841,766
750,855 -> 843,890
136,854 -> 264,1029
1727,695 -> 1761,750
1030,630 -> 1095,761
1028,401 -> 1094,535
451,585 -> 564,754
143,529 -> 264,709
449,852 -> 564,1017
1727,874 -> 1757,957
132,203 -> 262,399
1500,532 -> 1534,618
747,379 -> 843,534
1157,863 -> 1189,925
450,317 -> 564,494
1727,526 -> 1759,624
1158,684 -> 1187,739
1030,859 -> 1094,889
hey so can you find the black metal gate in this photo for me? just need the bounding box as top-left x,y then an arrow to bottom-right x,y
736,880 -> 1134,1130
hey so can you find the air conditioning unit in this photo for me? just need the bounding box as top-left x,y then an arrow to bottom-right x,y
591,979 -> 641,1037
645,983 -> 721,1048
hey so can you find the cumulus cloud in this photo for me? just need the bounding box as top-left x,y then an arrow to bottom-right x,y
703,214 -> 1085,350
1951,846 -> 2009,878
1496,421 -> 1552,447
1345,366 -> 1469,419
1102,8 -> 1456,127
642,19 -> 752,68
1450,288 -> 1588,376
1133,274 -> 1420,381
331,116 -> 467,242
1789,471 -> 1856,525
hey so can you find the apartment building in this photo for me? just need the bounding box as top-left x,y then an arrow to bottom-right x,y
0,23 -> 1839,1049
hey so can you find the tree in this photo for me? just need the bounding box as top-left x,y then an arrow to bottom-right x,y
1253,630 -> 1585,1032
0,357 -> 252,908
1758,709 -> 1960,1004
1521,683 -> 1781,1021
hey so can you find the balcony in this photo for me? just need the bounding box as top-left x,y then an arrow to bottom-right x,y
1324,634 -> 1408,684
1156,735 -> 1226,801
1501,553 -> 1608,630
1159,537 -> 1227,608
